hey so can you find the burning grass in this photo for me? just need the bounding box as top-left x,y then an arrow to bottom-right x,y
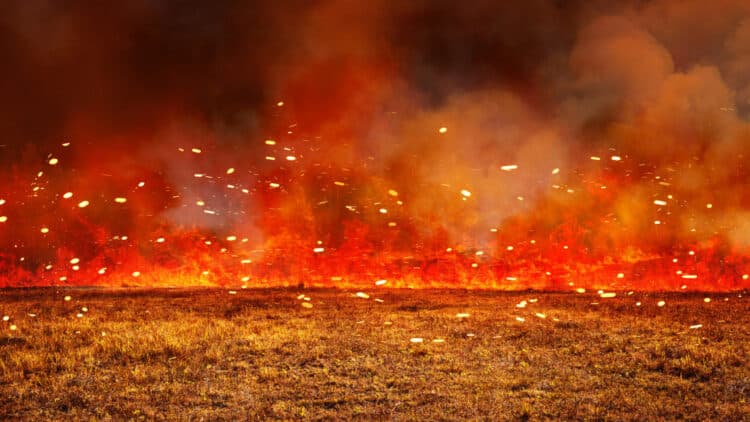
1,288 -> 748,419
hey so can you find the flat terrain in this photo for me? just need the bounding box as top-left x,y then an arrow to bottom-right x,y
0,288 -> 748,420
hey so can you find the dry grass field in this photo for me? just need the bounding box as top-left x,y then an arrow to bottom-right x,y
1,287 -> 748,420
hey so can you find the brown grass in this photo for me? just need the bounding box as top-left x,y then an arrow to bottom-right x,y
1,288 -> 748,420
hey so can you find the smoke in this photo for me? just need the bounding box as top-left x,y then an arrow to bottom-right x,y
3,0 -> 750,286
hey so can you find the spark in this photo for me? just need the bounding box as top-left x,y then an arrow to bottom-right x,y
286,155 -> 296,161
456,313 -> 470,319
611,155 -> 622,161
355,292 -> 370,299
40,227 -> 49,234
552,167 -> 560,174
77,200 -> 90,208
388,189 -> 399,197
657,301 -> 666,307
156,237 -> 165,243
63,192 -> 73,199
409,338 -> 424,343
226,168 -> 235,174
704,297 -> 711,303
689,324 -> 703,329
276,101 -> 284,107
191,148 -> 202,154
48,158 -> 59,165
500,164 -> 518,171
114,197 -> 127,203
313,247 -> 325,253
460,189 -> 472,198
438,127 -> 447,134
576,288 -> 586,293
375,279 -> 387,286
0,216 -> 7,223
301,302 -> 313,308
226,236 -> 237,242
379,208 -> 388,214
64,296 -> 72,301
600,292 -> 617,298
69,258 -> 80,265
653,199 -> 667,206
706,203 -> 713,209
590,156 -> 601,161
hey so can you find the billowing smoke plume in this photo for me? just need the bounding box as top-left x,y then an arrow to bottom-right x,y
2,0 -> 750,289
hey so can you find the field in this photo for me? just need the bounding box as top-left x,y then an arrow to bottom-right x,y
1,287 -> 748,420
